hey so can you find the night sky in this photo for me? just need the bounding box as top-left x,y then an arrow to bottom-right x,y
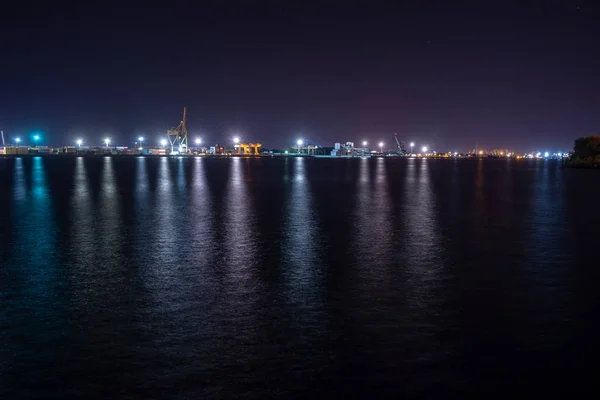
1,0 -> 598,151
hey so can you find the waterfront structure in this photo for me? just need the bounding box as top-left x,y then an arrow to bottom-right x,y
235,143 -> 262,155
167,107 -> 188,153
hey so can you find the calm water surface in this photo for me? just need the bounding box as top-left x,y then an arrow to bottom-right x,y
1,156 -> 599,398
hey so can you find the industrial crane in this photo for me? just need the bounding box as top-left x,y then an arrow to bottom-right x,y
394,132 -> 406,155
167,107 -> 188,153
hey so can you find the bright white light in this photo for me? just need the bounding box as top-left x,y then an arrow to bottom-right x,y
15,137 -> 21,143
233,137 -> 240,144
284,150 -> 289,154
544,152 -> 549,157
362,141 -> 367,146
179,146 -> 183,152
422,146 -> 428,153
410,142 -> 415,147
138,136 -> 144,142
76,139 -> 83,146
478,150 -> 483,155
557,152 -> 562,157
297,139 -> 304,146
454,152 -> 458,156
34,135 -> 40,140
161,139 -> 167,146
105,138 -> 110,145
536,152 -> 541,157
195,138 -> 201,145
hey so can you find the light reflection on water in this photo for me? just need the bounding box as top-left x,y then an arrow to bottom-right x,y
1,157 -> 600,398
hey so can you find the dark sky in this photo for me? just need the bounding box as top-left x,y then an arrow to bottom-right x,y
1,0 -> 598,151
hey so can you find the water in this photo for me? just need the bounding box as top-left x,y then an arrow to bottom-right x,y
1,156 -> 599,398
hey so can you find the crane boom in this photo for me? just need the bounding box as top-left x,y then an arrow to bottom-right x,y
393,132 -> 406,154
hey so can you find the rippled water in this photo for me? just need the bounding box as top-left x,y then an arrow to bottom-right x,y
1,156 -> 599,398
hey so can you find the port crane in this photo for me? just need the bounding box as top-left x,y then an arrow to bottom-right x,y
394,132 -> 406,154
167,107 -> 188,153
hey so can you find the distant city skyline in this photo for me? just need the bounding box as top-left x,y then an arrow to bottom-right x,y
1,1 -> 598,152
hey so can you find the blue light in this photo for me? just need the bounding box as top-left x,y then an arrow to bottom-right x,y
544,152 -> 549,158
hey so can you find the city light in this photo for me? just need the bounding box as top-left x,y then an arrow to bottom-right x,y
15,137 -> 21,144
544,152 -> 549,158
195,138 -> 201,145
362,141 -> 367,146
379,142 -> 384,152
297,139 -> 303,146
233,137 -> 240,144
478,150 -> 483,155
557,152 -> 562,157
422,146 -> 428,153
160,139 -> 167,146
104,138 -> 110,147
76,139 -> 82,147
410,142 -> 415,153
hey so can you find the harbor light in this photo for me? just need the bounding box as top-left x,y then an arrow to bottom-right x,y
410,142 -> 415,153
233,136 -> 240,144
15,137 -> 21,144
104,138 -> 110,147
138,136 -> 144,149
297,139 -> 303,146
33,135 -> 40,141
544,152 -> 549,158
160,139 -> 167,146
422,146 -> 428,153
195,138 -> 201,145
362,141 -> 368,147
478,150 -> 483,155
379,142 -> 384,153
76,139 -> 83,147
557,152 -> 562,158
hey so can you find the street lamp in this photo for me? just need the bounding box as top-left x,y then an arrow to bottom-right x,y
76,139 -> 82,148
379,142 -> 384,154
233,136 -> 240,144
297,139 -> 303,154
362,140 -> 368,147
410,142 -> 415,154
160,139 -> 167,147
195,138 -> 201,146
105,138 -> 110,148
422,146 -> 428,153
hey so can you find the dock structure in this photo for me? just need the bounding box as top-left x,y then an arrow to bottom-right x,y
235,143 -> 262,155
167,107 -> 188,153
